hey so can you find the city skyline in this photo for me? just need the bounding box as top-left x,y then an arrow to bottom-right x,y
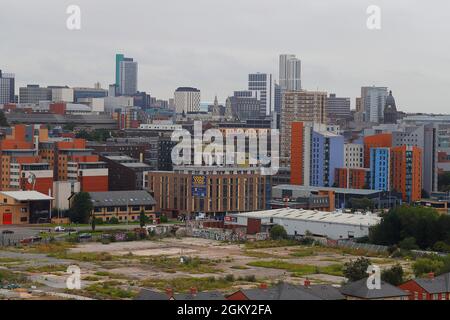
1,0 -> 449,112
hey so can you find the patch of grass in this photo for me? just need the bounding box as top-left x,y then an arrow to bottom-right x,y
245,240 -> 300,249
26,264 -> 68,273
48,251 -> 118,262
289,248 -> 316,258
82,276 -> 102,281
144,257 -> 221,274
141,276 -> 238,293
83,281 -> 137,299
243,251 -> 279,259
12,242 -> 75,255
0,257 -> 23,264
93,271 -> 130,280
0,269 -> 30,286
247,260 -> 344,277
318,264 -> 344,276
247,260 -> 316,276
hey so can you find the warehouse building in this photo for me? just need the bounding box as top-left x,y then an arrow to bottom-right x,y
225,208 -> 381,240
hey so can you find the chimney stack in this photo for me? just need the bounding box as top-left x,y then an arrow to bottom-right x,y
259,283 -> 268,290
190,287 -> 198,295
166,288 -> 173,298
428,272 -> 435,280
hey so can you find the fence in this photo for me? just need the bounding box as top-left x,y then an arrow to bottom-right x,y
333,239 -> 389,253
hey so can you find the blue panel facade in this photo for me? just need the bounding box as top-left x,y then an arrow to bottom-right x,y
370,148 -> 390,191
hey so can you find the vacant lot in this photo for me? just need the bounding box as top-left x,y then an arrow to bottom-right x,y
0,237 -> 412,299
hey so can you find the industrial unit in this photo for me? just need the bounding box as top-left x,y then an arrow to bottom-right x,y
226,208 -> 381,240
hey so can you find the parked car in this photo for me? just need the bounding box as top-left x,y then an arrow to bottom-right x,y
54,226 -> 66,232
78,233 -> 92,240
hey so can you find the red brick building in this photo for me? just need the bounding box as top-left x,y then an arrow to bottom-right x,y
399,272 -> 450,300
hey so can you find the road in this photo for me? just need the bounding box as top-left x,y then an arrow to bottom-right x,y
0,224 -> 142,246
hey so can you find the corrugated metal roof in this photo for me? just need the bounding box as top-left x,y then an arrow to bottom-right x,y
232,208 -> 381,227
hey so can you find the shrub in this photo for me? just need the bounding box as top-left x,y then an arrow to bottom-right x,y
109,217 -> 119,225
270,225 -> 288,240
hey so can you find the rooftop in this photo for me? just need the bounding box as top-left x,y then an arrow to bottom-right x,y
231,208 -> 381,227
0,191 -> 54,201
88,190 -> 156,207
340,278 -> 408,299
274,184 -> 383,196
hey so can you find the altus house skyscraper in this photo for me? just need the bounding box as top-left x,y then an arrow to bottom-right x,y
279,54 -> 301,91
115,54 -> 138,96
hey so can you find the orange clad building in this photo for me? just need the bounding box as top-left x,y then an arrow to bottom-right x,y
391,145 -> 422,202
291,122 -> 305,185
363,133 -> 392,168
334,168 -> 370,189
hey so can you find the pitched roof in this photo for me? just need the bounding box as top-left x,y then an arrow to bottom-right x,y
238,283 -> 344,300
174,292 -> 225,300
340,278 -> 408,299
88,190 -> 156,207
412,273 -> 450,294
135,289 -> 171,300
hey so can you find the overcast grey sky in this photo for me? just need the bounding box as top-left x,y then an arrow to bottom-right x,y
1,0 -> 449,112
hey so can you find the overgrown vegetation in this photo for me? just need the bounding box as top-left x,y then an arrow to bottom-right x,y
244,239 -> 300,249
343,257 -> 371,282
412,254 -> 450,277
84,281 -> 137,299
141,275 -> 255,293
369,206 -> 450,250
144,256 -> 221,274
247,260 -> 343,277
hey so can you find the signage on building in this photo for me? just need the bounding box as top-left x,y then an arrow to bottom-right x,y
192,175 -> 207,197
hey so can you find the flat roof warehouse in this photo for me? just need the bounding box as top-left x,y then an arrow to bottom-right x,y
231,208 -> 381,228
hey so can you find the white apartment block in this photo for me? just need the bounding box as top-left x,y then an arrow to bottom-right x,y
344,143 -> 364,168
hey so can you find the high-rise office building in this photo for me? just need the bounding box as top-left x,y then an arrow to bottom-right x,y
115,54 -> 138,96
326,93 -> 351,123
274,83 -> 282,114
248,73 -> 274,117
280,90 -> 327,160
174,87 -> 201,113
0,70 -> 15,104
279,54 -> 301,91
19,85 -> 52,104
361,86 -> 388,123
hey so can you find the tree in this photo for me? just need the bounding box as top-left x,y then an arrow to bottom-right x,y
69,192 -> 93,224
343,257 -> 371,282
369,205 -> 450,250
438,172 -> 450,192
412,258 -> 444,277
399,237 -> 419,250
349,197 -> 374,210
139,210 -> 149,227
0,110 -> 9,127
270,225 -> 288,240
381,264 -> 404,286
